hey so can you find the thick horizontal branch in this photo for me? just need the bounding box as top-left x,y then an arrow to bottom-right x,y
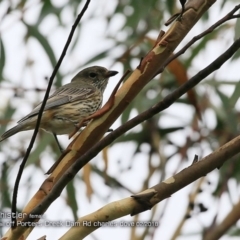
60,134 -> 240,239
131,135 -> 240,215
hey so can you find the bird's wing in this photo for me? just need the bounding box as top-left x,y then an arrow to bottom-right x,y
18,83 -> 96,123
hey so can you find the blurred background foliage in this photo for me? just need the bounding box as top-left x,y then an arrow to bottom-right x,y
1,0 -> 240,239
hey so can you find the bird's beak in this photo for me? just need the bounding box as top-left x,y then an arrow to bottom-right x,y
106,70 -> 118,78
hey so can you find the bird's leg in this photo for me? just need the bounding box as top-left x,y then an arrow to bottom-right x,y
69,71 -> 130,139
52,133 -> 63,152
177,0 -> 186,21
165,0 -> 187,26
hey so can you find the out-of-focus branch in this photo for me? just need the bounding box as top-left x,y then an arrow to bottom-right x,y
203,199 -> 240,240
170,177 -> 205,240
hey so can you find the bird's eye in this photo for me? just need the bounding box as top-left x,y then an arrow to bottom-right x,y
89,72 -> 97,78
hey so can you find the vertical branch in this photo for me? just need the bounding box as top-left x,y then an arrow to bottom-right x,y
11,0 -> 91,228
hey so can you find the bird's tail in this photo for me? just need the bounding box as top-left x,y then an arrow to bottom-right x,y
0,124 -> 24,142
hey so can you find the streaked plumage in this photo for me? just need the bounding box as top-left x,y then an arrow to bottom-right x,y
0,66 -> 118,142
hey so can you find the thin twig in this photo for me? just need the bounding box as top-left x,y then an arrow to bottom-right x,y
22,37 -> 240,223
161,4 -> 240,70
11,0 -> 91,227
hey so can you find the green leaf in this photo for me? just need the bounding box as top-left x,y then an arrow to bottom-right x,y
0,37 -> 5,82
26,133 -> 54,166
121,101 -> 135,123
37,0 -> 63,26
66,181 -> 78,221
228,225 -> 240,236
0,103 -> 16,137
234,15 -> 240,41
215,89 -> 238,132
186,26 -> 227,66
83,49 -> 112,66
114,126 -> 184,145
232,16 -> 240,60
24,23 -> 62,86
91,165 -> 132,192
0,162 -> 12,208
165,0 -> 175,13
229,80 -> 240,107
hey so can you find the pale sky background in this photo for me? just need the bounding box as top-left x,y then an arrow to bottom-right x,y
0,0 -> 240,239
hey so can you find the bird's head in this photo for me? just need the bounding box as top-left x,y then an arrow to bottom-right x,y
72,66 -> 118,91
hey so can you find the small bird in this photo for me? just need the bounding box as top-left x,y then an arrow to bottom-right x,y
0,66 -> 118,145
